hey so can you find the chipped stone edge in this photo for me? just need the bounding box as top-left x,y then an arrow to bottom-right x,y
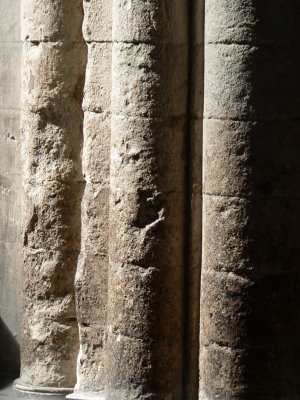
13,379 -> 73,396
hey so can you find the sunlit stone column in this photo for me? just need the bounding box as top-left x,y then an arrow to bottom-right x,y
200,1 -> 300,398
14,0 -> 86,397
106,1 -> 188,399
68,0 -> 112,398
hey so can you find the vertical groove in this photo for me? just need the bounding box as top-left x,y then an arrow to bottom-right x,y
183,0 -> 204,399
16,0 -> 86,394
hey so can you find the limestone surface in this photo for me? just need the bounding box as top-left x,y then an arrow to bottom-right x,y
106,1 -> 188,399
71,1 -> 112,397
0,0 -> 22,379
200,1 -> 300,398
18,0 -> 86,392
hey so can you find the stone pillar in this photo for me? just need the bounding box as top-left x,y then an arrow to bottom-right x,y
184,0 -> 204,399
106,1 -> 188,399
200,1 -> 300,398
14,0 -> 86,397
68,0 -> 112,398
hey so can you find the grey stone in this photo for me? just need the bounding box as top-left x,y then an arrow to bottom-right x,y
200,1 -> 300,398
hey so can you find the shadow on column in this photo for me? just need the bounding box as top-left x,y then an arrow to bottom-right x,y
234,3 -> 300,395
0,317 -> 20,384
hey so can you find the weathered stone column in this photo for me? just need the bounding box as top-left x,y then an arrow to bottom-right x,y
106,1 -> 188,399
200,1 -> 300,398
68,1 -> 112,398
14,0 -> 86,397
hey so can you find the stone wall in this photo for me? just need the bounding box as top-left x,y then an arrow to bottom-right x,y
0,0 -> 22,380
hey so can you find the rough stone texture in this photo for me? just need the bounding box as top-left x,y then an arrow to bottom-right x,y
112,0 -> 187,44
70,2 -> 112,397
0,0 -> 22,381
106,1 -> 188,399
200,1 -> 300,399
18,0 -> 86,392
72,114 -> 110,395
82,0 -> 112,43
21,0 -> 84,42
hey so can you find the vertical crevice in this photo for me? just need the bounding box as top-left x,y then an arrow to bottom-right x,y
73,0 -> 89,386
183,0 -> 205,399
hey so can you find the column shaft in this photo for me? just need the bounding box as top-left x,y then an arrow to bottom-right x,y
70,0 -> 112,398
106,1 -> 188,399
15,0 -> 86,397
200,1 -> 300,398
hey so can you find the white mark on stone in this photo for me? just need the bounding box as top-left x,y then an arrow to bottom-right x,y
140,208 -> 165,242
27,248 -> 46,254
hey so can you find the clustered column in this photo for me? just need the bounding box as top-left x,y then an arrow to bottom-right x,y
106,0 -> 188,399
69,0 -> 112,398
16,0 -> 300,399
200,1 -> 300,398
15,0 -> 86,397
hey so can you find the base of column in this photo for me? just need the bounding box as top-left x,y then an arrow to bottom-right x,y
66,391 -> 105,400
14,379 -> 73,399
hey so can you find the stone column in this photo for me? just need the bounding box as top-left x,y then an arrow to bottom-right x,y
106,1 -> 188,399
68,0 -> 112,398
200,1 -> 300,398
14,0 -> 86,397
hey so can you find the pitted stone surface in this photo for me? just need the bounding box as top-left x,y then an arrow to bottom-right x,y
106,1 -> 188,399
112,0 -> 187,44
72,1 -> 112,397
19,0 -> 86,390
82,0 -> 112,43
22,0 -> 84,42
